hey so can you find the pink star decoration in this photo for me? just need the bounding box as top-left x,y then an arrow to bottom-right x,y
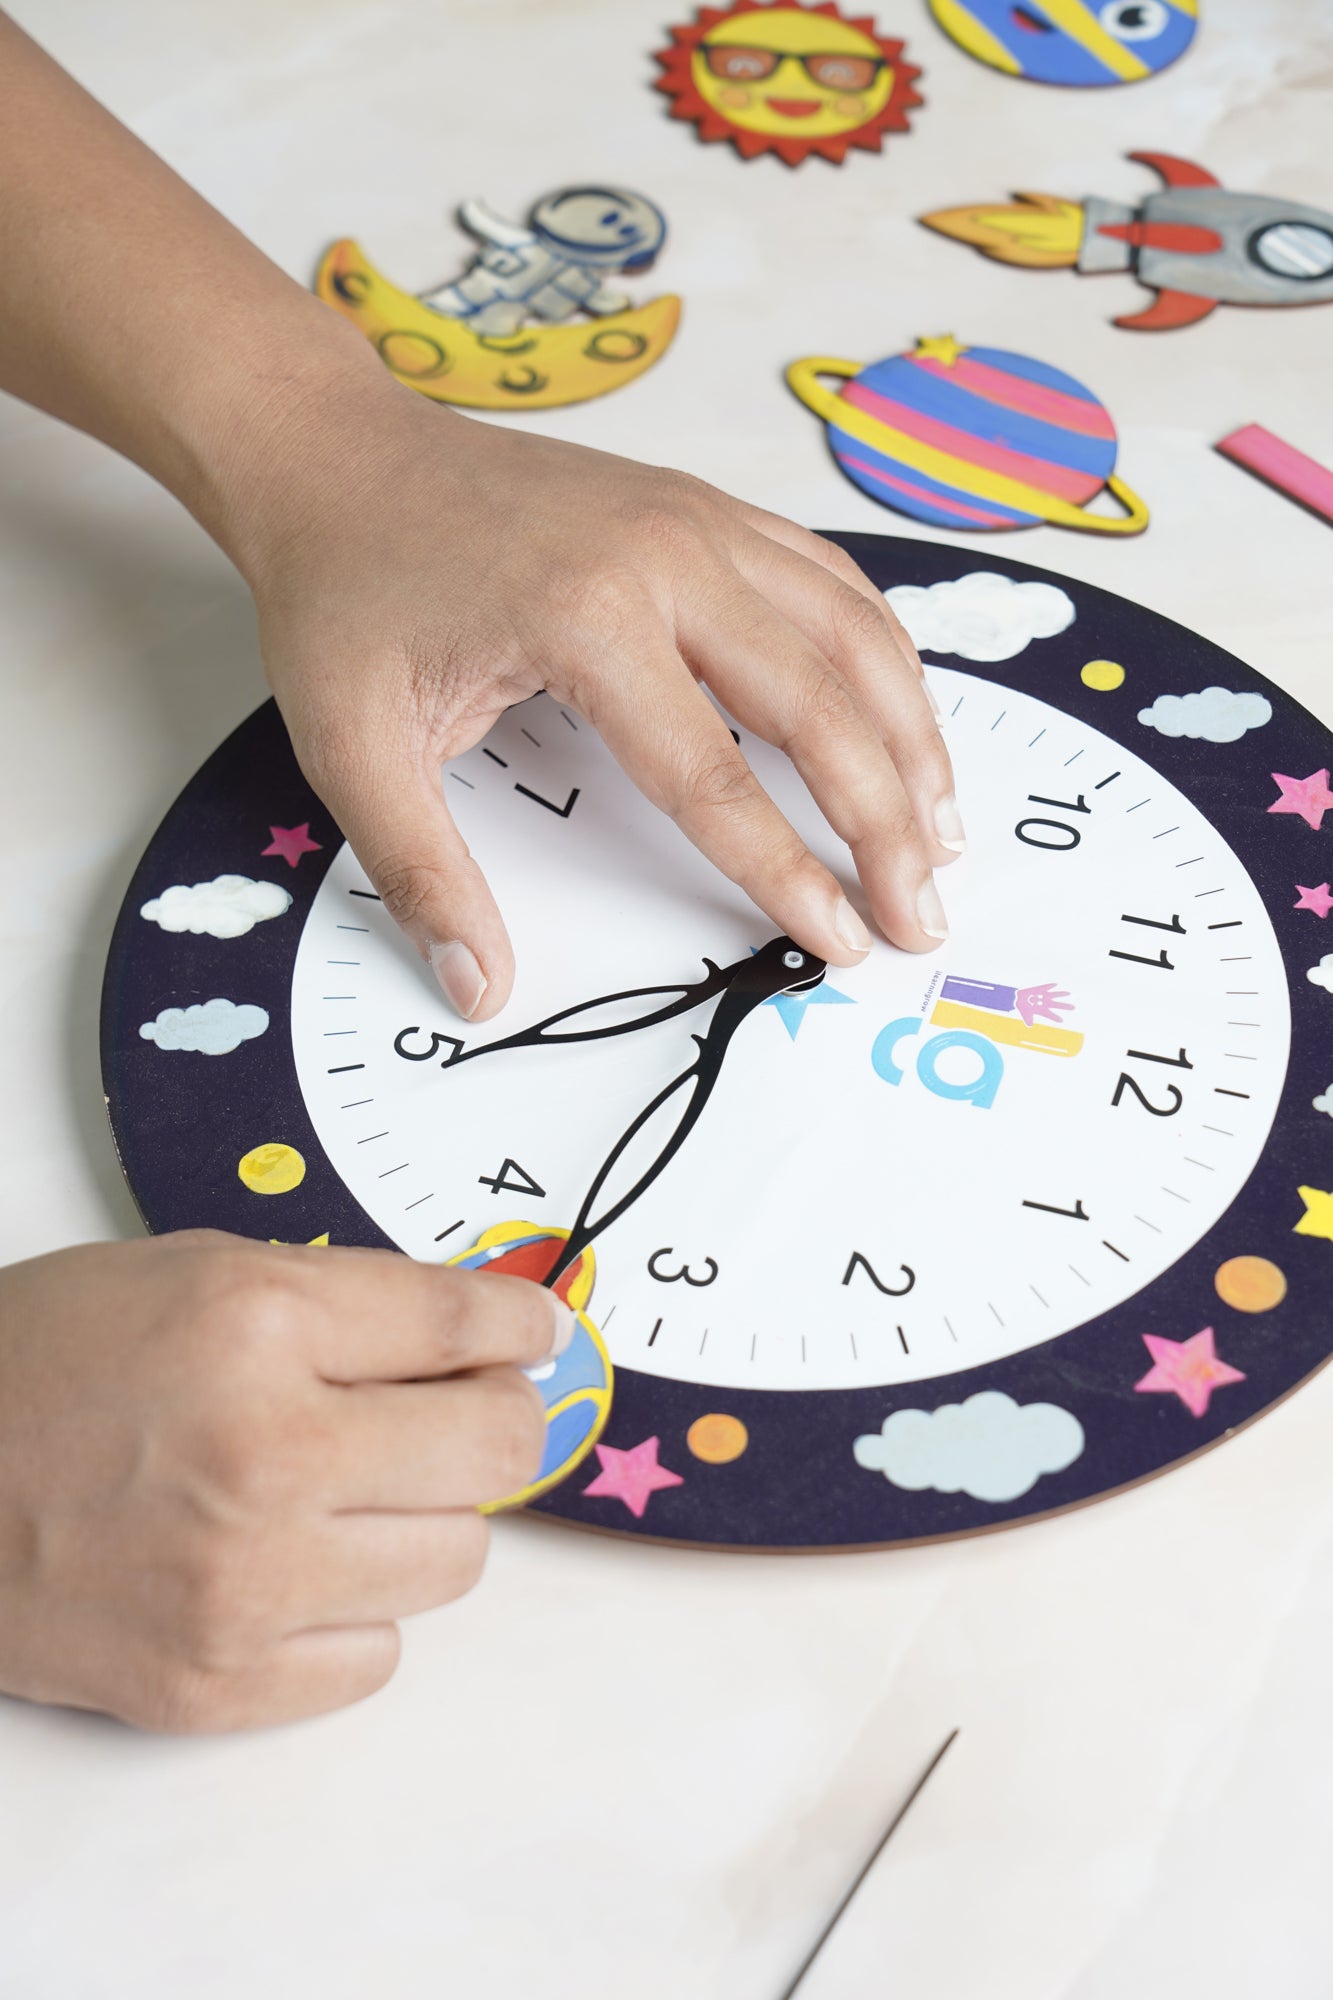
1269,772 -> 1333,832
262,823 -> 322,868
582,1435 -> 684,1518
1295,883 -> 1333,918
1134,1327 -> 1246,1419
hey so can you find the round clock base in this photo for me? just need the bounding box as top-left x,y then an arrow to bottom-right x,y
102,535 -> 1333,1550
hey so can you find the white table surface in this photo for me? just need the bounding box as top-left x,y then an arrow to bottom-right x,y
3,2 -> 1333,1993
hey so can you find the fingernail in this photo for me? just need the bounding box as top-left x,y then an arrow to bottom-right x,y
834,897 -> 873,955
933,794 -> 967,853
924,679 -> 943,720
917,876 -> 949,940
546,1293 -> 575,1358
429,940 -> 487,1019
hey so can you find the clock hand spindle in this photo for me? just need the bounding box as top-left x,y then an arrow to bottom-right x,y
543,937 -> 825,1287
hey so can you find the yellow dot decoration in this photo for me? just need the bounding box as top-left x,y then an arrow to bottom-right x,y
1214,1255 -> 1287,1314
1081,659 -> 1126,692
238,1143 -> 306,1195
687,1413 -> 749,1465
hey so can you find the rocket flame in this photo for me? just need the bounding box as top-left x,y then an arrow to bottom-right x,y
921,193 -> 1084,269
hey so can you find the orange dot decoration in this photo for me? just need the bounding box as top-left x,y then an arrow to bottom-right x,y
1214,1255 -> 1287,1314
687,1412 -> 749,1464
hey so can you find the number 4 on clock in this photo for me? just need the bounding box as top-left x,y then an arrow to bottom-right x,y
478,1158 -> 546,1199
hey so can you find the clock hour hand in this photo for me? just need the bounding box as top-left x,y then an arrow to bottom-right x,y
440,936 -> 822,1069
544,937 -> 825,1286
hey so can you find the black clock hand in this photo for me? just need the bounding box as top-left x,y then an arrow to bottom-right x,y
544,936 -> 825,1286
434,938 -> 821,1069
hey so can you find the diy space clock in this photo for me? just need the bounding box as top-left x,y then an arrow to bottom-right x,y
102,535 -> 1333,1549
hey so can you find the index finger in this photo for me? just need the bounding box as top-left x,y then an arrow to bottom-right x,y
279,1246 -> 573,1382
733,505 -> 926,673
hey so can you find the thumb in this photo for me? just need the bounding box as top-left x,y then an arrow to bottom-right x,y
320,735 -> 515,1024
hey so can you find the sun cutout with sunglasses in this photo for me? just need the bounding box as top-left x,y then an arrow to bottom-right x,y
655,0 -> 923,166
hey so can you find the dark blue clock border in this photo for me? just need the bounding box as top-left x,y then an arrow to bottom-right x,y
101,533 -> 1333,1550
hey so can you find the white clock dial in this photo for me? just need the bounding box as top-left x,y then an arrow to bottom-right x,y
291,670 -> 1289,1392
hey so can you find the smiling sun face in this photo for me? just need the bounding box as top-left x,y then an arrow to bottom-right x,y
656,2 -> 923,165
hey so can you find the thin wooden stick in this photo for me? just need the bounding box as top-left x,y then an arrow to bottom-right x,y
777,1728 -> 960,2000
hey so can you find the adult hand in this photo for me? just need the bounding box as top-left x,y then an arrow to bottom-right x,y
0,14 -> 960,1030
0,1232 -> 568,1732
238,371 -> 962,1025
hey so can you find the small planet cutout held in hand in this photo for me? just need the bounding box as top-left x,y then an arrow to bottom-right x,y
1214,1255 -> 1287,1314
238,1142 -> 307,1195
687,1413 -> 749,1463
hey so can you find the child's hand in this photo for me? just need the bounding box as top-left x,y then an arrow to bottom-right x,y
234,369 -> 961,1024
0,1233 -> 566,1732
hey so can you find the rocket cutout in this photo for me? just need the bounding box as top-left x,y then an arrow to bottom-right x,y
922,153 -> 1333,330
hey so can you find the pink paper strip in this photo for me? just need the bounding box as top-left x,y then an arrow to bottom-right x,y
1216,424 -> 1333,527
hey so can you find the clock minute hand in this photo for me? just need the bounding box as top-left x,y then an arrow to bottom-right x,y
441,940 -> 807,1069
544,937 -> 826,1287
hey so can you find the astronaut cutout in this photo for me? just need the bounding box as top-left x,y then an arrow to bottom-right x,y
420,186 -> 668,337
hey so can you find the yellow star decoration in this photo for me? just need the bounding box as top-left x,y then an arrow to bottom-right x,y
913,334 -> 968,367
269,1233 -> 331,1247
1293,1188 -> 1333,1243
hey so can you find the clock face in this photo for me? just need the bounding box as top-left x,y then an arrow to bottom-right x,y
291,675 -> 1287,1393
103,536 -> 1333,1549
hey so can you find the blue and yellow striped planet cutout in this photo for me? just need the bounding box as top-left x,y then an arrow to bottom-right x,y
448,1220 -> 614,1512
928,0 -> 1197,88
787,334 -> 1149,535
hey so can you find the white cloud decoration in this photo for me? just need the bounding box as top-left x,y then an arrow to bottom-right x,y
140,875 -> 292,940
854,1389 -> 1084,1504
884,571 -> 1076,663
1307,956 -> 1333,994
1313,1087 -> 1333,1118
1136,687 -> 1271,744
139,998 -> 270,1056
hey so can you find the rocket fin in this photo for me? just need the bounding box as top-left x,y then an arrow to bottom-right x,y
1127,152 -> 1221,190
1115,288 -> 1218,331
